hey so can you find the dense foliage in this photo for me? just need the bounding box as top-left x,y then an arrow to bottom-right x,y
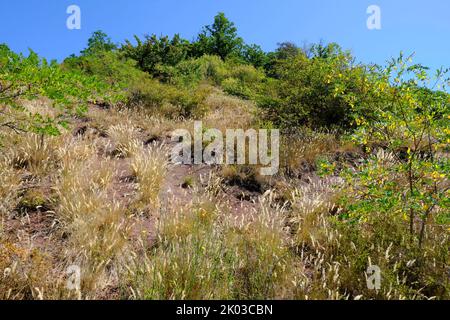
0,44 -> 111,135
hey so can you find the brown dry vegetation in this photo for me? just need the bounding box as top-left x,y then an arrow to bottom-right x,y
0,88 -> 448,300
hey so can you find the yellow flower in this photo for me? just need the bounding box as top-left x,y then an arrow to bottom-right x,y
402,212 -> 409,222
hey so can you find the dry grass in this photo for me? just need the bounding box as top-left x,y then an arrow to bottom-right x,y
0,98 -> 448,300
21,98 -> 60,119
289,177 -> 344,249
107,124 -> 141,158
55,144 -> 131,296
125,192 -> 301,300
0,157 -> 21,218
204,91 -> 256,131
0,239 -> 59,300
130,143 -> 167,211
3,133 -> 64,176
220,165 -> 268,194
89,104 -> 183,140
279,129 -> 357,177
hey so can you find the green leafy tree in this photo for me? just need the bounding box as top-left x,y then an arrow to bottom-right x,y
193,12 -> 243,60
265,42 -> 302,77
273,42 -> 301,60
310,42 -> 343,59
241,44 -> 268,69
121,34 -> 190,77
81,31 -> 117,56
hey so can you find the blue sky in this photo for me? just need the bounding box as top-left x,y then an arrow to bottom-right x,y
1,0 -> 449,70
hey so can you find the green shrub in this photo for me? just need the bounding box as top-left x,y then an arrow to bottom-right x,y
63,50 -> 147,90
0,44 -> 111,136
129,79 -> 212,118
159,55 -> 227,87
304,56 -> 450,299
258,44 -> 379,129
121,34 -> 190,78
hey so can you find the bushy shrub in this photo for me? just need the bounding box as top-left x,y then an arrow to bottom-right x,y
129,78 -> 212,118
121,34 -> 190,78
258,44 -> 378,129
300,56 -> 450,299
156,55 -> 265,100
0,44 -> 111,136
159,55 -> 228,87
63,50 -> 147,90
222,64 -> 265,99
349,55 -> 450,245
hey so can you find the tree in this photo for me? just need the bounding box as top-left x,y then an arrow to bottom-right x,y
265,42 -> 302,77
121,34 -> 190,77
193,12 -> 243,60
273,42 -> 301,60
310,42 -> 344,60
241,44 -> 268,69
81,31 -> 117,56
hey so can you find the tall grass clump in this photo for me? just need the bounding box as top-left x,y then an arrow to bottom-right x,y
56,142 -> 130,296
130,144 -> 167,211
126,192 -> 299,299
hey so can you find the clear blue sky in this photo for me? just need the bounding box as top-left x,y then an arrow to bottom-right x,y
1,0 -> 449,70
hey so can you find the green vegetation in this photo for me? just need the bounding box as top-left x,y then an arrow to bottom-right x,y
0,44 -> 112,136
0,12 -> 448,300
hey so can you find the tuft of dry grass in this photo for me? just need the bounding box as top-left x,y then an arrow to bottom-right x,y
0,239 -> 58,300
204,92 -> 256,131
289,177 -> 344,249
55,142 -> 131,296
220,165 -> 268,194
4,133 -> 64,176
107,124 -> 142,158
279,129 -> 357,177
130,144 -> 167,211
0,156 -> 21,218
89,104 -> 183,140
